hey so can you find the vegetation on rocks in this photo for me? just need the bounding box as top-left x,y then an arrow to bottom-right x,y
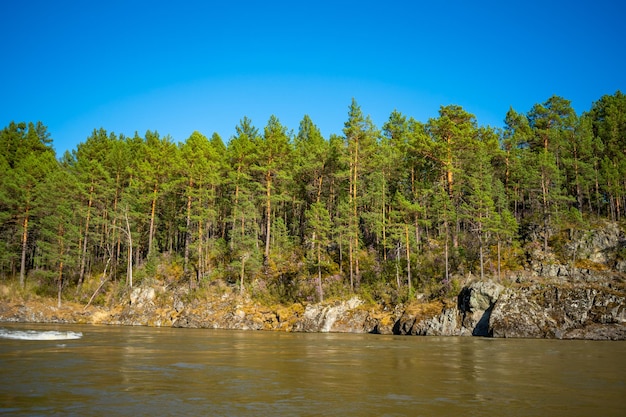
1,92 -> 625,338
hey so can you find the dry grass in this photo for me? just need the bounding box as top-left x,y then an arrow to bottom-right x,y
402,300 -> 447,321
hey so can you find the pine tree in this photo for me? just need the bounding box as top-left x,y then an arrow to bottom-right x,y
502,108 -> 533,220
0,122 -> 57,286
528,96 -> 577,252
226,118 -> 261,292
70,128 -> 113,285
459,128 -> 499,279
293,114 -> 329,246
102,135 -> 133,279
305,202 -> 332,301
178,131 -> 222,285
343,99 -> 378,290
587,91 -> 626,219
426,105 -> 478,249
131,131 -> 176,259
36,168 -> 80,306
255,115 -> 292,264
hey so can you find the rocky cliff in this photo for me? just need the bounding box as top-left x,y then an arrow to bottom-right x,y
393,279 -> 626,340
2,276 -> 625,340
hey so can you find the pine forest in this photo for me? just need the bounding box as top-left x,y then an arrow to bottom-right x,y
1,92 -> 625,306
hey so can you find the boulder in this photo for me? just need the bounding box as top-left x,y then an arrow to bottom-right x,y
457,280 -> 504,336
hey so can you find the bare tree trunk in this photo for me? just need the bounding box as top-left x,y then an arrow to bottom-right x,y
84,253 -> 111,311
231,168 -> 240,251
125,210 -> 133,288
405,224 -> 412,294
184,180 -> 193,281
497,239 -> 502,281
382,178 -> 387,261
79,183 -> 94,285
19,208 -> 29,288
444,220 -> 450,285
148,183 -> 158,258
240,254 -> 248,295
57,261 -> 63,308
479,238 -> 485,280
264,174 -> 272,263
317,242 -> 324,302
348,238 -> 354,292
541,169 -> 549,253
197,213 -> 204,282
395,243 -> 401,290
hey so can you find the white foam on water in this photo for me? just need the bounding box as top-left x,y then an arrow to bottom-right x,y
0,328 -> 83,340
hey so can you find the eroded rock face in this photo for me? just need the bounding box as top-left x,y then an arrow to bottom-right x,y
458,281 -> 504,336
390,279 -> 626,340
572,222 -> 625,266
2,279 -> 625,340
391,281 -> 505,337
129,287 -> 156,309
489,283 -> 626,339
410,308 -> 461,336
295,297 -> 364,333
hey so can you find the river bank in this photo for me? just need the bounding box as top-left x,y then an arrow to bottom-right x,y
2,274 -> 625,340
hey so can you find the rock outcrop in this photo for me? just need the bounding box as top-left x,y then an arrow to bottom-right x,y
489,283 -> 626,339
295,297 -> 366,333
389,279 -> 626,340
2,278 -> 625,339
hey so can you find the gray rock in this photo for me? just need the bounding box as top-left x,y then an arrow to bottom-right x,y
412,308 -> 461,336
458,280 -> 504,336
129,287 -> 156,309
489,283 -> 626,339
296,297 -> 363,333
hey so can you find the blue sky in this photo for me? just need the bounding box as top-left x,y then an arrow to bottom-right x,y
2,0 -> 624,155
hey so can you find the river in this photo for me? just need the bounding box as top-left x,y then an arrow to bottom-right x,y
0,323 -> 624,416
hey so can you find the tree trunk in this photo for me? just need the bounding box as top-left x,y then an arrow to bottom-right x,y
348,237 -> 354,292
316,175 -> 323,203
125,211 -> 133,288
382,178 -> 387,261
112,172 -> 121,276
148,183 -> 158,258
184,179 -> 193,281
231,167 -> 241,251
405,224 -> 411,294
79,183 -> 94,285
57,261 -> 64,308
395,243 -> 401,290
351,135 -> 360,289
240,254 -> 248,295
444,220 -> 450,285
197,200 -> 204,281
264,173 -> 272,262
445,134 -> 458,249
541,169 -> 549,253
497,239 -> 502,281
479,235 -> 484,280
19,207 -> 29,288
317,242 -> 324,302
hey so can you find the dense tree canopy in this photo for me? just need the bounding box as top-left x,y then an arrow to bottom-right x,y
1,91 -> 624,304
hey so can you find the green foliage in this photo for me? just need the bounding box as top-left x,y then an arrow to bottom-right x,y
1,91 -> 625,306
29,269 -> 58,298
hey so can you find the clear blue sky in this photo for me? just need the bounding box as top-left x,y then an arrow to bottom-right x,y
2,0 -> 624,155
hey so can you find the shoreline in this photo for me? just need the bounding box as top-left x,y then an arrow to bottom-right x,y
2,278 -> 625,340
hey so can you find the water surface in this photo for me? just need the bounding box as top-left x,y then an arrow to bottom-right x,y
1,323 -> 624,416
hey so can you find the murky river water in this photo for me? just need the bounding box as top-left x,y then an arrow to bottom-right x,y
0,323 -> 624,416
